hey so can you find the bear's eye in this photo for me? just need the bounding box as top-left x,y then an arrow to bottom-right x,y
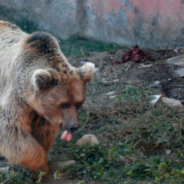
76,102 -> 82,109
60,103 -> 70,109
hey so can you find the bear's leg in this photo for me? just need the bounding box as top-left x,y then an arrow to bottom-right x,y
32,118 -> 59,153
0,121 -> 49,172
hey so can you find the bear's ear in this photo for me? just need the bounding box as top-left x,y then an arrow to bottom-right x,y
25,32 -> 57,54
77,62 -> 95,82
31,69 -> 57,91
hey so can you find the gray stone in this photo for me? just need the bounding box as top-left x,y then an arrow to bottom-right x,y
75,134 -> 99,146
57,160 -> 76,168
166,55 -> 184,66
154,81 -> 160,85
109,95 -> 116,99
0,166 -> 10,172
175,68 -> 184,77
105,91 -> 116,96
162,97 -> 182,107
166,149 -> 171,155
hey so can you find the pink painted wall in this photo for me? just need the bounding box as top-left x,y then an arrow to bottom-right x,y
84,0 -> 184,48
0,0 -> 184,48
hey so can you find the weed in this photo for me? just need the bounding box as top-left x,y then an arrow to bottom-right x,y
0,168 -> 34,184
53,171 -> 62,180
36,171 -> 46,183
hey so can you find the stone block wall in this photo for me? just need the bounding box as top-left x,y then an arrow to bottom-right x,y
0,0 -> 184,48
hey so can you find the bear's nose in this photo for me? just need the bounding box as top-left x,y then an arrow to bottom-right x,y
68,125 -> 79,133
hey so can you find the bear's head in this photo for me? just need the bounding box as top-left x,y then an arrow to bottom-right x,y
25,32 -> 95,141
29,62 -> 94,140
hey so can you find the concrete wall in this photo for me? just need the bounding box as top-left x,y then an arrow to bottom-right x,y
0,0 -> 184,48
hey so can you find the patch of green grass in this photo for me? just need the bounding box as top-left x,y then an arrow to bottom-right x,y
58,36 -> 121,57
59,143 -> 138,181
0,168 -> 34,184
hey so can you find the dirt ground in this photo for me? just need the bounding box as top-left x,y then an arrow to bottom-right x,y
69,47 -> 184,103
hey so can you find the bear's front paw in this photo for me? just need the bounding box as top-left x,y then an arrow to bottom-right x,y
41,165 -> 49,174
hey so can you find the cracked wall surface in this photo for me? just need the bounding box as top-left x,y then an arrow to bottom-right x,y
0,0 -> 184,48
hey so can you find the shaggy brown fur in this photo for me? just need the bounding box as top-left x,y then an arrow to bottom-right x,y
0,20 -> 94,172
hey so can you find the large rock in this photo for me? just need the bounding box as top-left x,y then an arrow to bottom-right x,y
162,97 -> 182,107
166,55 -> 184,77
166,55 -> 184,66
75,134 -> 99,146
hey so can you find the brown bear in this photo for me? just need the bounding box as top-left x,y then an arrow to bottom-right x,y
0,20 -> 95,172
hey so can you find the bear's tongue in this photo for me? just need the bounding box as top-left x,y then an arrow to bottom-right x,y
61,130 -> 73,142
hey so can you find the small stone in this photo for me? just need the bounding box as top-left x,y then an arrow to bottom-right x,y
0,166 -> 10,172
119,155 -> 125,161
113,79 -> 119,82
80,61 -> 86,64
166,149 -> 171,155
105,91 -> 116,96
154,81 -> 160,85
102,78 -> 120,84
175,68 -> 184,77
95,68 -> 99,72
109,95 -> 116,99
75,134 -> 99,146
162,97 -> 182,107
139,64 -> 152,68
101,78 -> 108,84
57,160 -> 76,168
